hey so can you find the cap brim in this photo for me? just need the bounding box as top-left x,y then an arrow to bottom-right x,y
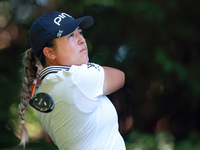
78,16 -> 94,29
60,16 -> 94,37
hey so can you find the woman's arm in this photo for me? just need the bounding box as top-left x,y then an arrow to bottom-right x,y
103,66 -> 125,95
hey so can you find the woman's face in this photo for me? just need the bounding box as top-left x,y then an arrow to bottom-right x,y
52,27 -> 89,66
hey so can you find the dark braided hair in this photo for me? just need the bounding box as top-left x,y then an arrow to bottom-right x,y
18,48 -> 37,148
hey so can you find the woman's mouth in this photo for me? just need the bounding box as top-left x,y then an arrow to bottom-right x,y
80,48 -> 87,53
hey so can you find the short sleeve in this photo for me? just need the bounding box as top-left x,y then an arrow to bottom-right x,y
71,63 -> 104,100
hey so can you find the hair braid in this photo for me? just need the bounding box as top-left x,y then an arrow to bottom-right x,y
18,48 -> 38,148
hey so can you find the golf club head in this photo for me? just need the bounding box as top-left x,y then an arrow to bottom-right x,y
29,93 -> 55,113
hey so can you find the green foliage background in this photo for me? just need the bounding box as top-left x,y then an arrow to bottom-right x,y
0,0 -> 200,149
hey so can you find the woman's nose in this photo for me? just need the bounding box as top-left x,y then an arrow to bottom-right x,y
76,33 -> 85,45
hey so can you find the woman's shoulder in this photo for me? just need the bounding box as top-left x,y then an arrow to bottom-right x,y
70,62 -> 102,73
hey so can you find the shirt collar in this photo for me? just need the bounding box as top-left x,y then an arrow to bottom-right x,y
40,65 -> 70,80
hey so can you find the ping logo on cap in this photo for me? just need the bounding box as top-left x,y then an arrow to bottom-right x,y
54,13 -> 73,26
57,30 -> 63,38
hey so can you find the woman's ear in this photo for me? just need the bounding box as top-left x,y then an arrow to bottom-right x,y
43,47 -> 56,60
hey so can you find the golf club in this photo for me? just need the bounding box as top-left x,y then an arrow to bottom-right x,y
29,79 -> 55,113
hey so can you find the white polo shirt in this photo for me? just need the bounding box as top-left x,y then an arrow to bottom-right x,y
37,63 -> 126,150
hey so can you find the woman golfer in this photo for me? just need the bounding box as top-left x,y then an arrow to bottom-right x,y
19,11 -> 126,150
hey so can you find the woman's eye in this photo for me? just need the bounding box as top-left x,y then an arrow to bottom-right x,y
79,31 -> 83,35
69,33 -> 74,37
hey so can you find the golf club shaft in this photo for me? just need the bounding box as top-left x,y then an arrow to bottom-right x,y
30,79 -> 37,98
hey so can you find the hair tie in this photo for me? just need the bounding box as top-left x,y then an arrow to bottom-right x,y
20,120 -> 25,126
